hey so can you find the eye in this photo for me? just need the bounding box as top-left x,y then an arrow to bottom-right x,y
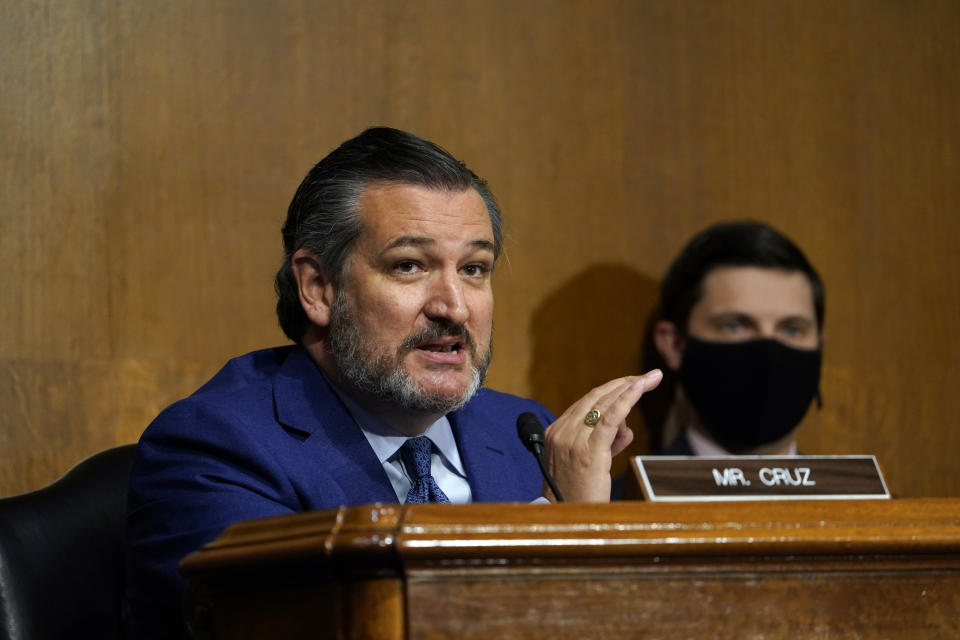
780,321 -> 811,338
392,260 -> 422,275
719,318 -> 744,333
460,263 -> 490,278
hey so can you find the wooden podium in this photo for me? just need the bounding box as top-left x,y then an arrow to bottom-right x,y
181,499 -> 960,639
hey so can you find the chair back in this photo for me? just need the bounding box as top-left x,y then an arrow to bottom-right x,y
0,445 -> 136,640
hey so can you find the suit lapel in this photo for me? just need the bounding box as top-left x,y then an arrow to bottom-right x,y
450,397 -> 523,502
273,347 -> 397,504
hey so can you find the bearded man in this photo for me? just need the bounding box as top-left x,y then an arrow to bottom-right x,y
124,127 -> 661,639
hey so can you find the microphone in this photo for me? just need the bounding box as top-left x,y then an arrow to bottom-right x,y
516,412 -> 565,502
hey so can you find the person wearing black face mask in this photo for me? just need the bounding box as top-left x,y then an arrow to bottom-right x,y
644,221 -> 825,457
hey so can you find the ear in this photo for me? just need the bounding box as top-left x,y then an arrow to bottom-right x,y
653,320 -> 685,371
291,249 -> 337,328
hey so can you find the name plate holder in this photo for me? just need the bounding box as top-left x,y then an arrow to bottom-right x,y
629,455 -> 890,502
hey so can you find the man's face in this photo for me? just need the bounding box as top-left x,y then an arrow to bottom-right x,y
686,266 -> 819,349
327,182 -> 495,414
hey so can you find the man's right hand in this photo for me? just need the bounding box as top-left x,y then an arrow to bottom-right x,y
542,370 -> 662,502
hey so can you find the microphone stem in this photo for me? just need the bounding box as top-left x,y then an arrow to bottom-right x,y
535,452 -> 564,503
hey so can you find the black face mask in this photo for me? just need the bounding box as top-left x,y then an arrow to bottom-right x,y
678,337 -> 821,451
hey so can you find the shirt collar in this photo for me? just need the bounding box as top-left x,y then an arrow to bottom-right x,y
326,375 -> 466,475
686,427 -> 798,457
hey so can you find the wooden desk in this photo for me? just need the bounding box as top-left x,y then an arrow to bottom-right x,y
181,498 -> 960,639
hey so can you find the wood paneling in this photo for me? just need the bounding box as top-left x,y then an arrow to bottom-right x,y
2,1 -> 958,496
180,501 -> 960,638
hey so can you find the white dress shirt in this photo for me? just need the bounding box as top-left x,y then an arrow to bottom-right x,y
685,427 -> 798,457
331,384 -> 473,504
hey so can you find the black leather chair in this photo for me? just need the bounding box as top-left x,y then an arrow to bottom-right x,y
0,444 -> 136,640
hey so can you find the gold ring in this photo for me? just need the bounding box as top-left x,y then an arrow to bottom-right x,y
584,408 -> 601,426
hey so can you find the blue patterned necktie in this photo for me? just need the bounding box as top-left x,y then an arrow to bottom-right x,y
399,436 -> 450,504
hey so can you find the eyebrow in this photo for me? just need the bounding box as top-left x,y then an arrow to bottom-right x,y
778,315 -> 816,326
709,312 -> 757,325
383,236 -> 495,253
710,312 -> 815,326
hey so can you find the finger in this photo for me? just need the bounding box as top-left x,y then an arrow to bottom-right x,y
610,423 -> 634,457
546,370 -> 662,455
642,368 -> 663,392
567,380 -> 639,436
588,370 -> 662,429
558,376 -> 639,422
587,370 -> 663,450
589,368 -> 663,422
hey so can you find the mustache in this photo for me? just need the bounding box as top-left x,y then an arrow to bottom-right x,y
399,322 -> 477,355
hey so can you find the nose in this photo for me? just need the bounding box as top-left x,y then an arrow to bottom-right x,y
758,324 -> 777,340
423,268 -> 469,325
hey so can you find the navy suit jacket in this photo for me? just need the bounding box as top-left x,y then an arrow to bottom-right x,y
125,345 -> 553,639
659,432 -> 696,456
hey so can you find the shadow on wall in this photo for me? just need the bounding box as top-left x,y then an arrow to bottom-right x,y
527,263 -> 662,476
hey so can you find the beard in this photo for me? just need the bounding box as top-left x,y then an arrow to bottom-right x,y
326,290 -> 492,414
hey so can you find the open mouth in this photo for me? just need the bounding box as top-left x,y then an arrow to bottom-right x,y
417,340 -> 463,354
403,324 -> 474,359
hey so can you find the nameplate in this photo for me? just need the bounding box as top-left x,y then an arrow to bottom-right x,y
631,455 -> 890,502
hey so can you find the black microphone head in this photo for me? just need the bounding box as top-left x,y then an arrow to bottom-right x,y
516,411 -> 545,453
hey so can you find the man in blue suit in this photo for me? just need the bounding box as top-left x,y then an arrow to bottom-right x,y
125,127 -> 662,638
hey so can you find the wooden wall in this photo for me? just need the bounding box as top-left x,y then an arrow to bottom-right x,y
2,1 -> 958,497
